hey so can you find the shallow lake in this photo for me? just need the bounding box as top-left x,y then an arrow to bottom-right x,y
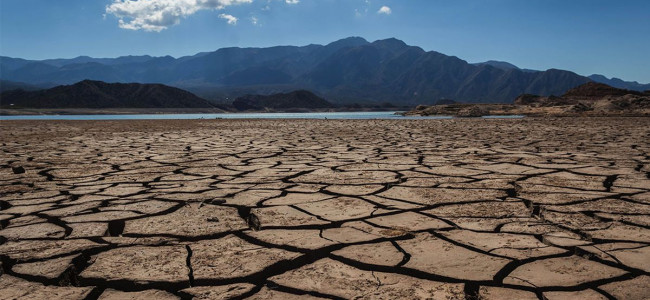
0,111 -> 524,121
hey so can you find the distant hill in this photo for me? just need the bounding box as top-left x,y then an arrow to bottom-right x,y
588,74 -> 650,92
2,37 -> 647,104
0,80 -> 47,93
0,80 -> 218,109
233,90 -> 334,111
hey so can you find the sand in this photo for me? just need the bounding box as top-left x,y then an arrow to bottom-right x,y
0,117 -> 649,299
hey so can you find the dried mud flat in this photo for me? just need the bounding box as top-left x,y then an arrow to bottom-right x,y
0,117 -> 649,300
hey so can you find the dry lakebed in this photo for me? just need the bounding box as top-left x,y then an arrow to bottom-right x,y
0,117 -> 649,299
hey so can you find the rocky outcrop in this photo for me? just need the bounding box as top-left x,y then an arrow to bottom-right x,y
407,83 -> 650,117
457,106 -> 489,117
513,94 -> 542,105
513,83 -> 650,112
406,103 -> 504,117
514,94 -> 570,106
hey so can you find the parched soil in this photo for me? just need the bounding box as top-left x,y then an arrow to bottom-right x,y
0,118 -> 649,299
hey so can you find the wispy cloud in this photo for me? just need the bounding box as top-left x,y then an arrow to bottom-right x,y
285,0 -> 300,4
106,0 -> 253,32
219,13 -> 238,25
377,5 -> 392,15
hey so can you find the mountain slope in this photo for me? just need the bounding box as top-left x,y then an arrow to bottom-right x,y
232,90 -> 334,111
0,80 -> 46,93
0,80 -> 217,109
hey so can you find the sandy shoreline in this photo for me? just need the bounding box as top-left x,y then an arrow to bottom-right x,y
1,118 -> 649,299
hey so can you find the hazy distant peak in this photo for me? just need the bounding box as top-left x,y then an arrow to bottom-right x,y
588,74 -> 650,91
588,74 -> 608,81
114,55 -> 154,60
473,60 -> 521,70
76,79 -> 105,86
590,74 -> 640,85
371,38 -> 408,48
325,37 -> 369,48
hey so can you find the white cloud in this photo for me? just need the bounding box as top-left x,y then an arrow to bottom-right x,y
219,13 -> 238,25
377,5 -> 391,15
250,16 -> 259,25
106,0 -> 253,32
285,0 -> 299,4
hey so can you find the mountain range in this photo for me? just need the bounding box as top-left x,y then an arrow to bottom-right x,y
1,37 -> 648,105
472,61 -> 650,92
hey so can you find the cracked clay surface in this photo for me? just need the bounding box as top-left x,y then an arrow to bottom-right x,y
0,118 -> 649,299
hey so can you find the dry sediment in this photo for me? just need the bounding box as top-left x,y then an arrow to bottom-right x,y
0,118 -> 649,299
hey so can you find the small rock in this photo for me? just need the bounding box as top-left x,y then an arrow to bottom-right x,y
206,199 -> 226,205
248,213 -> 261,231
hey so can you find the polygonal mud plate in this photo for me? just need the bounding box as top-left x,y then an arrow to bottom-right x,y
124,203 -> 247,237
397,233 -> 511,281
80,245 -> 189,284
190,235 -> 302,281
0,275 -> 93,300
504,255 -> 627,287
181,283 -> 257,299
98,289 -> 179,300
269,258 -> 465,299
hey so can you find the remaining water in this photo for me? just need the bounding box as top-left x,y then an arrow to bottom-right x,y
0,111 -> 524,121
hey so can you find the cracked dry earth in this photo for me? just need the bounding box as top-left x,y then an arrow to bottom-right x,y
0,118 -> 649,300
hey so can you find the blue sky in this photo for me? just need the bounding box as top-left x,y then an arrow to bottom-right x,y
1,0 -> 649,83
